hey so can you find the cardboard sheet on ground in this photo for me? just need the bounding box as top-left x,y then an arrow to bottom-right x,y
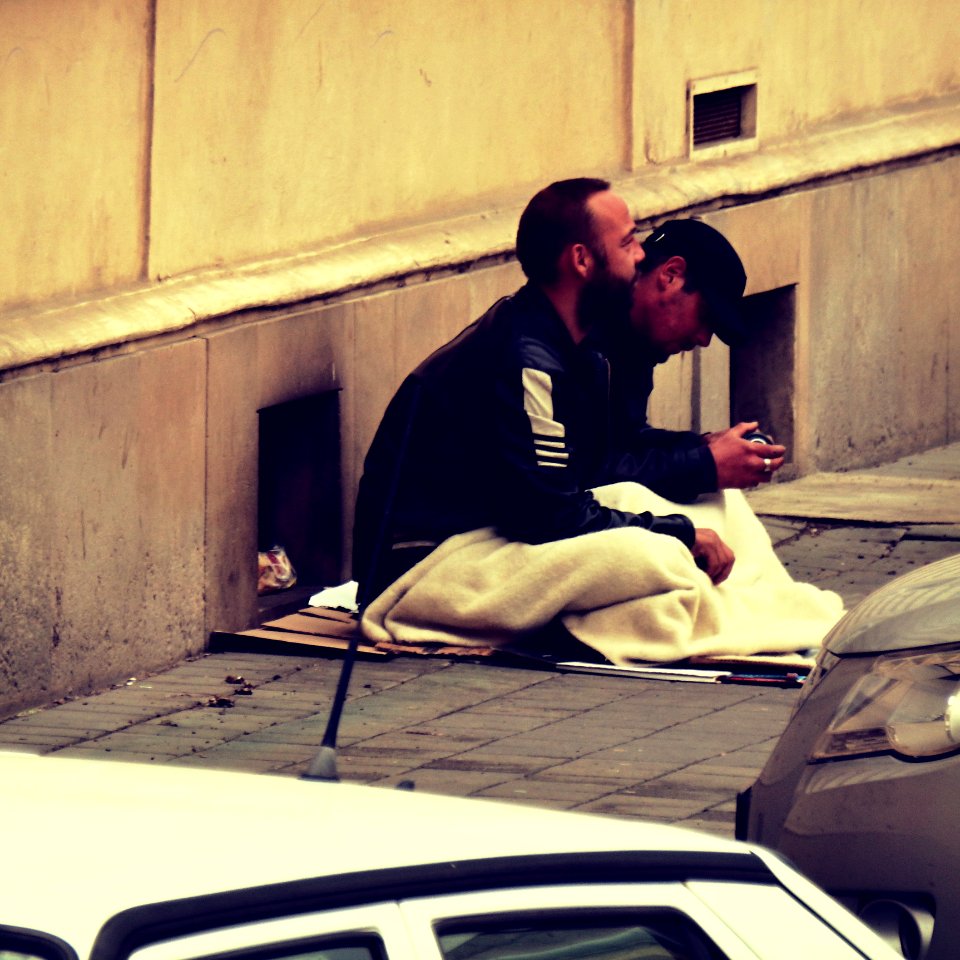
214,603 -> 817,684
361,483 -> 845,664
746,473 -> 960,524
209,608 -> 388,658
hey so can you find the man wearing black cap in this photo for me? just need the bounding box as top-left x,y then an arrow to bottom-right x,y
353,181 -> 735,608
602,218 -> 786,503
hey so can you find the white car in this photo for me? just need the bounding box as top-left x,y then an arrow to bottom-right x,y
1,751 -> 898,960
739,551 -> 960,960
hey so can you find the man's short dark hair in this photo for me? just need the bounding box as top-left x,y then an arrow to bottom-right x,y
516,178 -> 611,284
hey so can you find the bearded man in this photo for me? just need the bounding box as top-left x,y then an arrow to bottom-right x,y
352,178 -> 735,607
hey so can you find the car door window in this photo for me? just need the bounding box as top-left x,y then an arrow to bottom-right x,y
0,927 -> 76,960
202,942 -> 383,960
128,904 -> 410,960
398,884 -> 754,960
437,915 -> 723,960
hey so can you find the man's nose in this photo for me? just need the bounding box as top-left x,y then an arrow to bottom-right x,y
696,328 -> 713,348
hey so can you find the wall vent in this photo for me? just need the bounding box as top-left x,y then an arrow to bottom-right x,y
693,87 -> 747,145
688,70 -> 758,159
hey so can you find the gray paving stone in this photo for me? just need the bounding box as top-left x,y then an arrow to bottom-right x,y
166,753 -> 292,774
759,517 -> 807,545
403,712 -> 550,739
537,755 -> 677,782
423,753 -> 561,776
336,733 -> 480,762
474,775 -> 623,807
475,778 -> 621,807
903,524 -> 960,541
371,767 -> 513,795
51,746 -> 171,763
576,793 -> 712,820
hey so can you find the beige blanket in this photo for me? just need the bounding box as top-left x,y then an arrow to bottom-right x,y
361,483 -> 845,664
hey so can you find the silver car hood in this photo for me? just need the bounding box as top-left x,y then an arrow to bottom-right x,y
824,551 -> 960,655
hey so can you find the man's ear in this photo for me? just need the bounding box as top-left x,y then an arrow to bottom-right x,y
657,255 -> 688,290
572,243 -> 594,278
562,242 -> 593,280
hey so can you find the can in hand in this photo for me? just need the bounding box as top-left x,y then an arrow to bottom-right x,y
743,428 -> 775,445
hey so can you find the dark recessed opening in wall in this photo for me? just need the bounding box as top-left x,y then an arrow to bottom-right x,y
257,391 -> 342,618
730,286 -> 796,480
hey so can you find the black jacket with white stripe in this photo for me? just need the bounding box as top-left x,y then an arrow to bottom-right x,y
352,283 -> 695,603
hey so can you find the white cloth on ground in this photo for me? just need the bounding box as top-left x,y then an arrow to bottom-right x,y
361,483 -> 845,664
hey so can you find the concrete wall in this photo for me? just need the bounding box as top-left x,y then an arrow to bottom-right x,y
3,1 -> 958,311
1,0 -> 959,716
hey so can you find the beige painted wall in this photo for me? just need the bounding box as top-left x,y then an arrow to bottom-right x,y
2,1 -> 958,311
632,0 -> 960,164
0,0 -> 150,310
149,0 -> 629,279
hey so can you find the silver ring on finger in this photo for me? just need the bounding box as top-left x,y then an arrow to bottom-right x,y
763,458 -> 772,473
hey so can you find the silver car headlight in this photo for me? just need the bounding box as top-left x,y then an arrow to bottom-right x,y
812,649 -> 960,761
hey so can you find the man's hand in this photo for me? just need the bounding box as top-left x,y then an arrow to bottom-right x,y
705,421 -> 786,489
692,528 -> 735,584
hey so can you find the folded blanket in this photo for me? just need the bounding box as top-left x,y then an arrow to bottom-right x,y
361,483 -> 845,664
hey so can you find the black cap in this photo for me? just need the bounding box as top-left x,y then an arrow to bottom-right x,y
641,219 -> 748,346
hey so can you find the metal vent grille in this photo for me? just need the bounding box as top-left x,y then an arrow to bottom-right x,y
692,86 -> 748,146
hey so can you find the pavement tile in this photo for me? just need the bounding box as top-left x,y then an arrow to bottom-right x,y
461,731 -> 621,760
903,524 -> 960,541
16,697 -> 191,719
218,718 -> 332,744
62,731 -> 191,756
179,737 -> 317,764
463,702 -> 578,720
676,812 -> 736,836
332,752 -> 428,779
335,734 -> 479,762
475,777 -> 622,807
759,518 -> 807,545
403,713 -> 550,738
371,768 -> 514,795
0,733 -> 84,749
479,678 -> 626,712
537,756 -> 676,782
51,746 -> 171,763
140,709 -> 277,736
887,539 -> 960,565
167,753 -> 292,773
670,761 -> 769,785
422,753 -> 561,776
0,711 -> 124,735
576,793 -> 711,820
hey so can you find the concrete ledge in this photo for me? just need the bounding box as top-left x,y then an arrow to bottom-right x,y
1,92 -> 958,378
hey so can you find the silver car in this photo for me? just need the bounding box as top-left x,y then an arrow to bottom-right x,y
1,751 -> 898,960
739,551 -> 960,960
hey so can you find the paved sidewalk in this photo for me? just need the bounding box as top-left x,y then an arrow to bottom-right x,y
3,445 -> 960,837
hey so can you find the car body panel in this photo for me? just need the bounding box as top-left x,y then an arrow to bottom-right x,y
2,751 -> 901,960
742,552 -> 960,959
822,552 -> 960,656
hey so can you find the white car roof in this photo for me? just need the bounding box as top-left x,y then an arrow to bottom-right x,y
2,751 -> 749,958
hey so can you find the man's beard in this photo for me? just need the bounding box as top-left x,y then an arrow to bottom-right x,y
576,260 -> 634,333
